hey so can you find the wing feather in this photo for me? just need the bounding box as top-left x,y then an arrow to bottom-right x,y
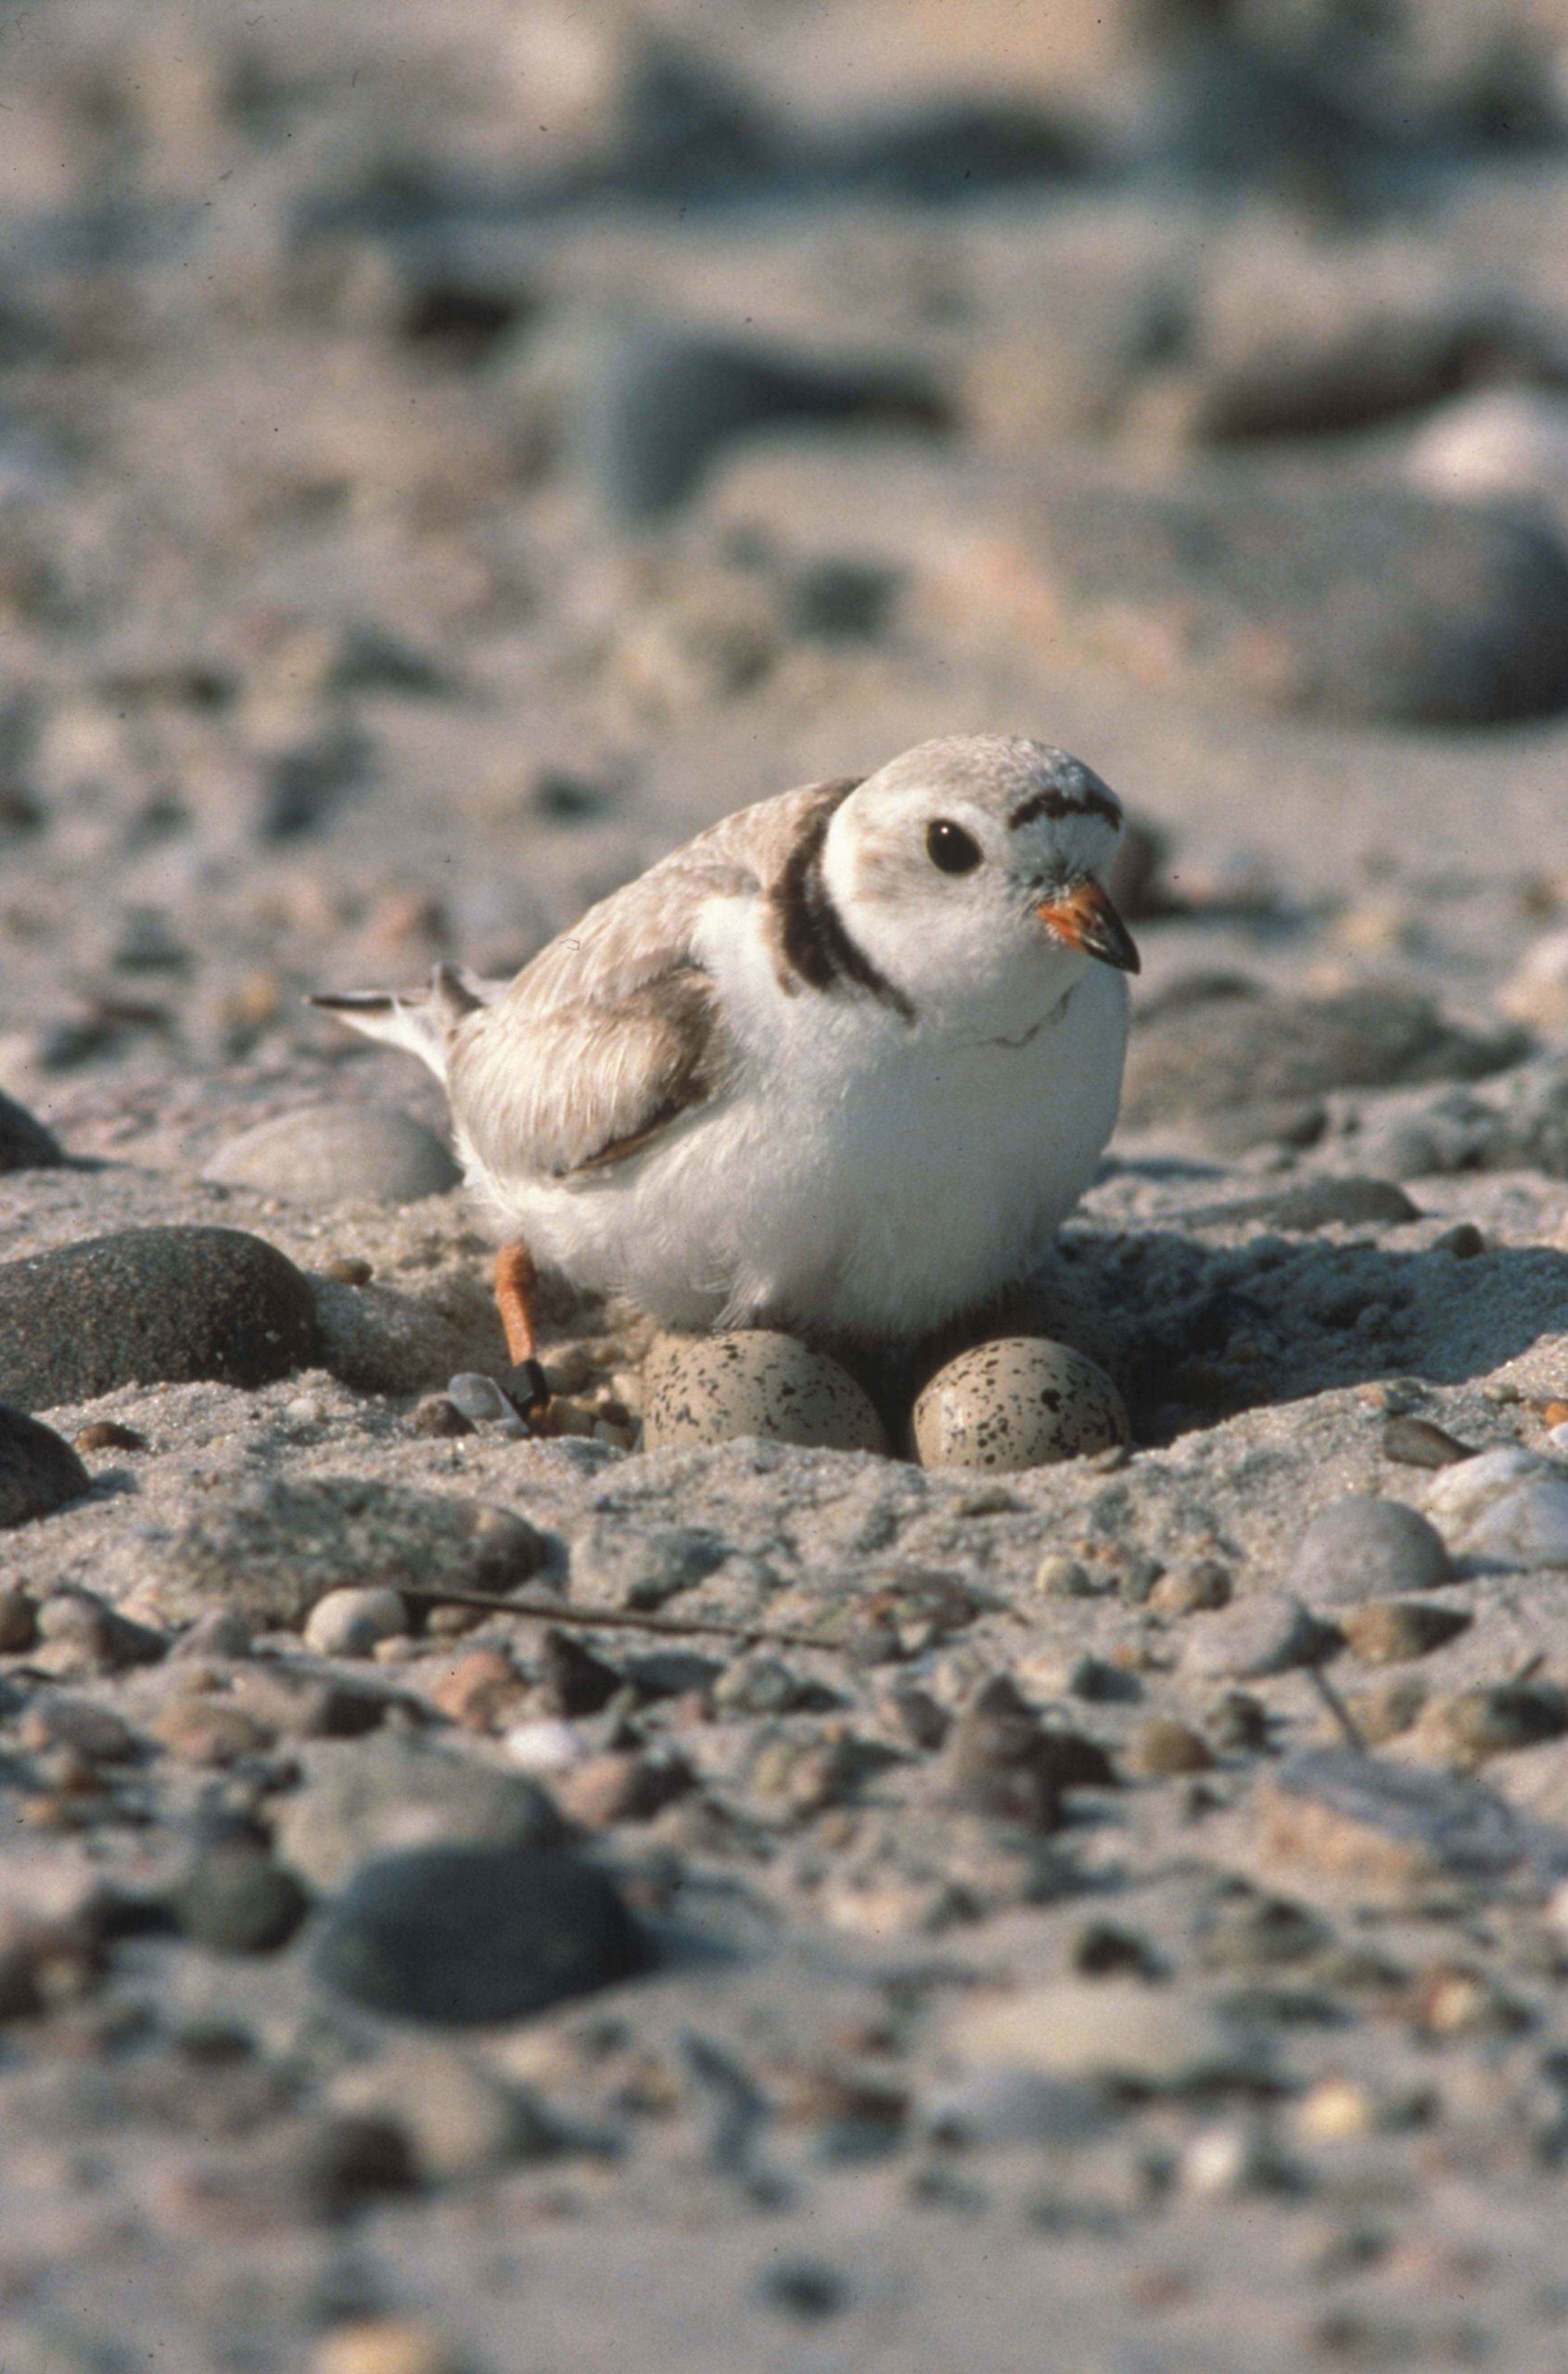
448,779 -> 858,1180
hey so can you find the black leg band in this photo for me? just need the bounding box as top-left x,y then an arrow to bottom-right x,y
501,1358 -> 551,1424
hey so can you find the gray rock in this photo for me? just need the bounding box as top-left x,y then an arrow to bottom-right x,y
172,1844 -> 310,1953
1026,478 -> 1568,724
0,1227 -> 320,1410
911,1337 -> 1129,1472
1284,1496 -> 1451,1608
275,1735 -> 566,1892
572,1518 -> 732,1612
1182,1591 -> 1328,1679
1258,1176 -> 1421,1231
1123,982 -> 1521,1130
147,1474 -> 550,1627
312,1842 -> 646,2024
0,1405 -> 89,1527
1426,1448 -> 1568,1568
204,1104 -> 459,1206
0,1089 -> 63,1172
446,1372 -> 527,1436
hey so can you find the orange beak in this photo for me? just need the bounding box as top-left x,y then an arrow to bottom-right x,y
1036,879 -> 1141,974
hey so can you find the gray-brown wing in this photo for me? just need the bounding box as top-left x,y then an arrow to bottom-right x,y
447,778 -> 858,1180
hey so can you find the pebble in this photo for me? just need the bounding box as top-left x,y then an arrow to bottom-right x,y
941,1675 -> 1115,1829
274,1736 -> 566,1892
1183,1592 -> 1327,1679
151,1698 -> 276,1766
642,1330 -> 886,1454
445,1372 -> 528,1436
147,1474 -> 549,1627
1257,1747 -> 1525,1896
1409,387 -> 1568,515
1283,1496 -> 1452,1610
0,1086 -> 64,1171
426,1647 -> 526,1732
1382,1417 -> 1474,1470
1448,1479 -> 1568,1571
0,1227 -> 320,1410
948,1980 -> 1271,2091
1127,1716 -> 1214,1777
204,1104 -> 460,1205
172,1844 -> 311,1953
0,1404 -> 90,1526
312,1841 -> 646,2024
1339,1600 -> 1470,1665
1260,1176 -> 1421,1231
409,1394 -> 475,1438
33,1587 -> 166,1674
1149,1560 -> 1232,1616
911,1337 -> 1129,1471
303,1587 -> 410,1659
1033,1552 -> 1096,1598
72,1419 -> 148,1454
554,1746 -> 694,1829
1417,1682 -> 1568,1764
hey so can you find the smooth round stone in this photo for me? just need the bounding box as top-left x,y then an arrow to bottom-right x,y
0,1227 -> 320,1411
312,1842 -> 646,2025
205,1104 -> 459,1206
642,1331 -> 886,1455
303,1587 -> 409,1659
172,1844 -> 309,1954
911,1337 -> 1128,1472
1283,1496 -> 1450,1608
0,1405 -> 90,1528
1457,1479 -> 1568,1571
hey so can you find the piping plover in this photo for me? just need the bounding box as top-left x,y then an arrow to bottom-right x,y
315,734 -> 1138,1418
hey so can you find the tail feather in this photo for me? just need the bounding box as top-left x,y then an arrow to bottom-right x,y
310,961 -> 496,1083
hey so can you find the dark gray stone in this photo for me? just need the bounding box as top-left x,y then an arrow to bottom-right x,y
172,1846 -> 310,1953
148,1474 -> 551,1628
0,1405 -> 90,1527
0,1090 -> 63,1172
312,1843 -> 647,2025
0,1227 -> 320,1410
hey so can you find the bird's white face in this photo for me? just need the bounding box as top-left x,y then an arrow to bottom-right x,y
821,735 -> 1139,1029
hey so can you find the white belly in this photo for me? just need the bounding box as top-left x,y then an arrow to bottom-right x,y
476,938 -> 1127,1344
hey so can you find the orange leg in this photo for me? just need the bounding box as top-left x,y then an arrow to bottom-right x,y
494,1241 -> 553,1428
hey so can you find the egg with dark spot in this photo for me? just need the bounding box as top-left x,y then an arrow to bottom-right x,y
643,1331 -> 887,1454
911,1337 -> 1129,1472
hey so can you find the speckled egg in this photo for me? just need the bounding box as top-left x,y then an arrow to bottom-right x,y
642,1331 -> 887,1455
911,1336 -> 1129,1472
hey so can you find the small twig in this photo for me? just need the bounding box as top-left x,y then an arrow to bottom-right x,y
1508,1650 -> 1548,1689
393,1582 -> 841,1653
1305,1661 -> 1368,1755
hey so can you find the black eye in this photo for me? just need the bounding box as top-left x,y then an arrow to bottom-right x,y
926,819 -> 982,875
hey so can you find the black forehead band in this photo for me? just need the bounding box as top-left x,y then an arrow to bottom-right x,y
1008,782 -> 1121,831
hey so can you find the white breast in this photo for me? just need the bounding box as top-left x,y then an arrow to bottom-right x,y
477,895 -> 1128,1341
